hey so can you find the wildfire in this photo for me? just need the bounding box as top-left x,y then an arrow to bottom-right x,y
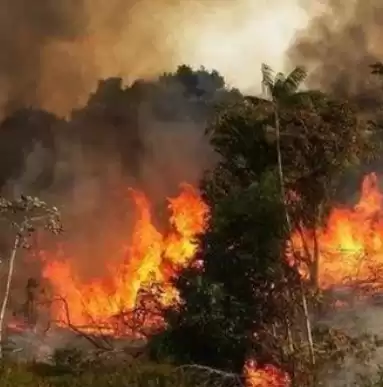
244,360 -> 291,387
33,172 -> 383,387
290,173 -> 383,290
40,183 -> 209,335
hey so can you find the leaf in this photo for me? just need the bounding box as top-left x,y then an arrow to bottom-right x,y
261,63 -> 274,97
283,67 -> 307,94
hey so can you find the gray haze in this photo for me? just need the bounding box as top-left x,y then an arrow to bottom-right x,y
287,0 -> 383,110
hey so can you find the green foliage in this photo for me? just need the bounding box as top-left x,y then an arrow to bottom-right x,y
150,172 -> 297,373
204,72 -> 375,293
261,63 -> 307,102
212,87 -> 372,228
152,63 -> 383,387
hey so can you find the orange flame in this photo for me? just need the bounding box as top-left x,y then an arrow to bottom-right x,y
290,173 -> 383,290
244,360 -> 291,387
40,183 -> 209,335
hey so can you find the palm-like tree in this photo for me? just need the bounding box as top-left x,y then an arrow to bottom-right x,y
260,64 -> 307,230
258,64 -> 317,366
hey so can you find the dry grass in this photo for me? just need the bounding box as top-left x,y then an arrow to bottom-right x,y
0,360 -> 193,387
0,349 -> 244,387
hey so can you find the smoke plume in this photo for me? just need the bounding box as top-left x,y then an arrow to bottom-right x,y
0,0 -> 223,115
287,0 -> 383,110
0,0 -> 309,116
0,0 -> 193,115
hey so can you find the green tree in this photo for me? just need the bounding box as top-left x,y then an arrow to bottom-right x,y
258,64 -> 316,365
221,67 -> 373,288
258,64 -> 307,227
152,64 -> 376,385
151,172 -> 297,375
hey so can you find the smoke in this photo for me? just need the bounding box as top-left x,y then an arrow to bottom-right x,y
287,0 -> 383,110
318,294 -> 383,386
0,0 -> 309,268
0,73 -> 226,291
8,324 -> 146,363
0,0 -> 310,116
0,0 -> 199,115
0,0 -> 86,115
0,0 -> 191,115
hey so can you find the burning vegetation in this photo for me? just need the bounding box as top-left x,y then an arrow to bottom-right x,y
244,360 -> 291,387
3,64 -> 383,387
2,76 -> 383,387
39,183 -> 209,336
2,25 -> 383,387
290,172 -> 383,293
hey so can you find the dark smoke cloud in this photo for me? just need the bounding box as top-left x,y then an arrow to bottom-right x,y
0,0 -> 240,116
0,0 -> 180,115
0,66 -> 234,282
287,0 -> 383,111
0,0 -> 86,114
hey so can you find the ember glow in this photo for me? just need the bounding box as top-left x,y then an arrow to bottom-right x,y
290,173 -> 383,290
244,360 -> 291,387
40,183 -> 209,335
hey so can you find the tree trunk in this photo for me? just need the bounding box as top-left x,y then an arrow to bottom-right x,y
0,235 -> 20,359
300,281 -> 315,365
274,105 -> 292,231
273,103 -> 315,366
285,316 -> 294,353
312,228 -> 320,288
312,209 -> 324,291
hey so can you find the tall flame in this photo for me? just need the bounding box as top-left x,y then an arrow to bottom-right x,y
40,183 -> 209,335
290,173 -> 383,290
39,173 -> 383,385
